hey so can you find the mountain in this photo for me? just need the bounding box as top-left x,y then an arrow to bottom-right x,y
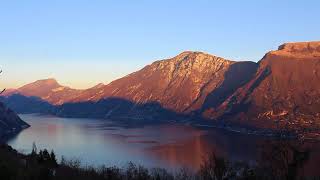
0,101 -> 29,139
3,78 -> 83,105
2,41 -> 320,132
53,51 -> 257,121
66,51 -> 257,113
204,41 -> 320,130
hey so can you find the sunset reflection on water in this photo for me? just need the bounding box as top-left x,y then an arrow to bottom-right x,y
8,114 -> 320,174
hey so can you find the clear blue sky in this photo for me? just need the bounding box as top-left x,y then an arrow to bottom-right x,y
0,0 -> 319,89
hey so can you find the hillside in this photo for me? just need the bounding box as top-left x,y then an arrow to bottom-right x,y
3,79 -> 83,105
55,51 -> 257,121
66,52 -> 257,113
2,41 -> 320,132
0,101 -> 29,139
204,41 -> 320,130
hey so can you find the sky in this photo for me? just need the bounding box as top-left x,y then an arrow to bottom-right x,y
0,0 -> 319,89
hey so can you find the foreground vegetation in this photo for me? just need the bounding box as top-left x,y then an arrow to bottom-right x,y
0,137 -> 318,180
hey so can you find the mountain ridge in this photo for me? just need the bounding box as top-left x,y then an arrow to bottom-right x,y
2,41 -> 320,132
3,78 -> 84,105
67,51 -> 239,113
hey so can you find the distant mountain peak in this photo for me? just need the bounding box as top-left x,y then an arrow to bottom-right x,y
174,51 -> 228,61
278,41 -> 320,51
16,78 -> 62,94
269,41 -> 320,58
2,78 -> 84,105
151,51 -> 233,71
177,50 -> 206,56
92,83 -> 105,89
33,78 -> 59,85
20,78 -> 61,89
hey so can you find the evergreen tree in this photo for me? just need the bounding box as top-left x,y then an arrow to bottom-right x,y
31,142 -> 37,156
50,150 -> 57,166
42,149 -> 50,161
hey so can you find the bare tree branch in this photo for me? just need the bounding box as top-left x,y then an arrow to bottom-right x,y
0,70 -> 5,94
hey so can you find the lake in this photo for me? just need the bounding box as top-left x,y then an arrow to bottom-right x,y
6,114 -> 320,174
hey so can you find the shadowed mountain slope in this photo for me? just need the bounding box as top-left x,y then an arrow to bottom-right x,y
0,101 -> 29,139
204,41 -> 320,130
56,97 -> 191,124
0,94 -> 55,114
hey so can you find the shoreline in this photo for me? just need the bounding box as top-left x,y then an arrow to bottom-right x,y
16,113 -> 320,141
0,124 -> 30,143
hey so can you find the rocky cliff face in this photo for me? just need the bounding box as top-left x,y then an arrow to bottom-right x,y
204,41 -> 320,130
3,79 -> 83,105
0,101 -> 29,139
67,52 -> 257,114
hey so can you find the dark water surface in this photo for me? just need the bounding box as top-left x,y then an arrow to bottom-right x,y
7,114 -> 320,174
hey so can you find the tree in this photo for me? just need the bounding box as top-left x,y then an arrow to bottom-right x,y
199,151 -> 229,180
42,149 -> 50,161
50,150 -> 57,166
0,70 -> 5,94
31,142 -> 37,156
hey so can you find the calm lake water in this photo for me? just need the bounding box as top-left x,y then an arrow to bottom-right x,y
7,114 -> 320,174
